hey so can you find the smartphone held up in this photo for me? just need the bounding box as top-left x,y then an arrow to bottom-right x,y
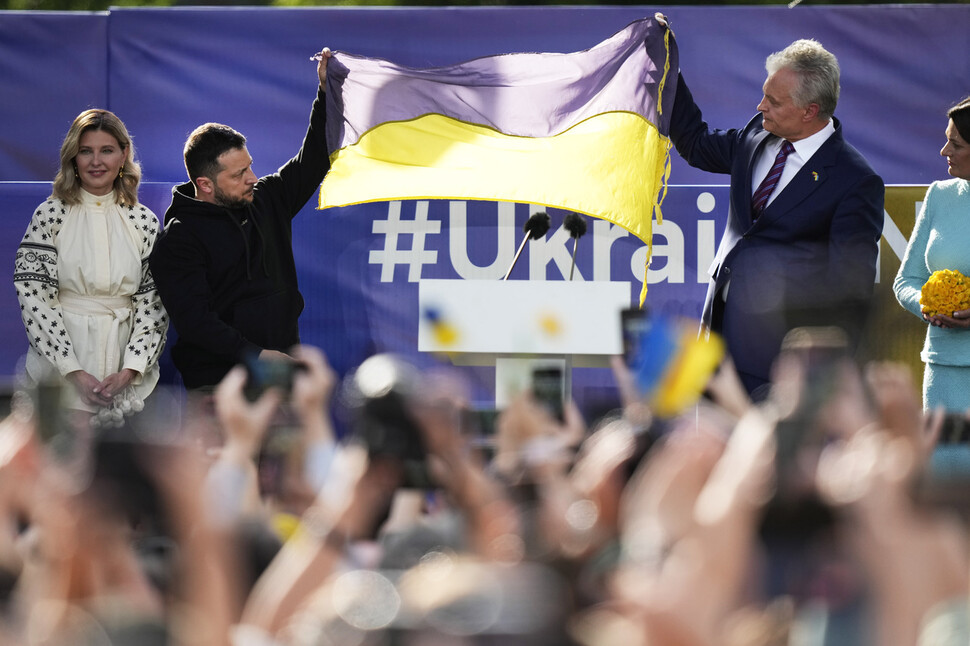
242,353 -> 307,402
531,366 -> 565,423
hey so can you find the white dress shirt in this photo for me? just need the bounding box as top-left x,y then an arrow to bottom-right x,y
751,119 -> 836,207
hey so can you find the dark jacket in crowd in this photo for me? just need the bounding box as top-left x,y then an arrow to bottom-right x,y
149,88 -> 329,389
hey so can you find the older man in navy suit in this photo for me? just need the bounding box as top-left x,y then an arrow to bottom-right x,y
668,38 -> 884,398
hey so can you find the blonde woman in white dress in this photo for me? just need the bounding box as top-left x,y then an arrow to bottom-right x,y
14,109 -> 168,425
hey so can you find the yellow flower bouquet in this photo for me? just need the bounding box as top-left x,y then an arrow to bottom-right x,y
921,269 -> 970,316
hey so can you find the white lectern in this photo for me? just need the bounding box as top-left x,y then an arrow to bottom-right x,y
417,279 -> 631,407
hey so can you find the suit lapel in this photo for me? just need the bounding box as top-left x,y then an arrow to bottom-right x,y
756,122 -> 844,227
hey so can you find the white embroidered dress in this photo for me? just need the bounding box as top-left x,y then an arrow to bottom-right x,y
14,190 -> 168,412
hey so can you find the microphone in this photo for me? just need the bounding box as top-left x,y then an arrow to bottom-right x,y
563,212 -> 587,281
502,211 -> 551,280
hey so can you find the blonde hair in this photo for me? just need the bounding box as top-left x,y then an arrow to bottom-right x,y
52,109 -> 142,206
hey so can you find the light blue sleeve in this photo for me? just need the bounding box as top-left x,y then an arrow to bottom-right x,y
893,183 -> 936,320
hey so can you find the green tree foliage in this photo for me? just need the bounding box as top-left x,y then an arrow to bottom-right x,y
2,0 -> 965,14
1,0 -> 170,9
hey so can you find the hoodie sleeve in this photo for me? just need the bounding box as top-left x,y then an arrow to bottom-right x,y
149,220 -> 262,362
259,86 -> 330,219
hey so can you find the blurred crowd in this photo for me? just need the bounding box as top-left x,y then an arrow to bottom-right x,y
0,337 -> 967,646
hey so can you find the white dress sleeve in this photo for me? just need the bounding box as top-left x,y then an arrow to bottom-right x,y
13,199 -> 84,376
121,203 -> 168,378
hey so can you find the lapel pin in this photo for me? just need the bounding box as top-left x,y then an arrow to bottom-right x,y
812,171 -> 819,182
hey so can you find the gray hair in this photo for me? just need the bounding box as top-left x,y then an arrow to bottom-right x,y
765,39 -> 840,121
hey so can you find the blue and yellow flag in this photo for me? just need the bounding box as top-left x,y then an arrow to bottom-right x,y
320,18 -> 677,300
631,314 -> 725,418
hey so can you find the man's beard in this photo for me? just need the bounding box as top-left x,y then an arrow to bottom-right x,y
213,185 -> 253,209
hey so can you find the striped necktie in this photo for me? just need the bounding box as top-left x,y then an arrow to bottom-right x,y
752,140 -> 795,218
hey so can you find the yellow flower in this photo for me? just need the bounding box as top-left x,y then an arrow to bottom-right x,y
921,269 -> 970,316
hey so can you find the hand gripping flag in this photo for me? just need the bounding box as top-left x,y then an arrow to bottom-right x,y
320,17 -> 677,304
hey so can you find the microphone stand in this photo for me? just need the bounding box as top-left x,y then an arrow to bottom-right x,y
562,212 -> 588,399
502,212 -> 550,281
568,240 -> 579,281
564,212 -> 586,282
503,236 -> 530,281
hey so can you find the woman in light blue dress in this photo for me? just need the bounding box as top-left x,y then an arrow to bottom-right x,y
894,96 -> 970,413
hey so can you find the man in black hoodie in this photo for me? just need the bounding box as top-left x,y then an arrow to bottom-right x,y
149,50 -> 332,389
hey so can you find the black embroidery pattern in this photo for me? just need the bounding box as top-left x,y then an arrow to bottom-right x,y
14,201 -> 72,368
126,212 -> 167,372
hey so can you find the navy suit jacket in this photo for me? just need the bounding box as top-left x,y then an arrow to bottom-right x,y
669,73 -> 885,390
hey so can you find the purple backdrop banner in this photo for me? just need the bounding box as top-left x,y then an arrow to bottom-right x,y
2,6 -> 966,186
0,6 -> 962,412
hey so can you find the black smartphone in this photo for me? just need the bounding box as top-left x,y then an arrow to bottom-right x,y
936,413 -> 970,445
461,408 -> 499,458
531,366 -> 565,423
620,307 -> 648,366
243,354 -> 304,402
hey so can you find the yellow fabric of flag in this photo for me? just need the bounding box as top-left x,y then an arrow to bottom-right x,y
322,112 -> 668,245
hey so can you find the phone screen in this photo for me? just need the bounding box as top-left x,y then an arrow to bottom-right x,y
243,355 -> 303,402
620,307 -> 648,366
937,413 -> 970,445
531,367 -> 565,422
